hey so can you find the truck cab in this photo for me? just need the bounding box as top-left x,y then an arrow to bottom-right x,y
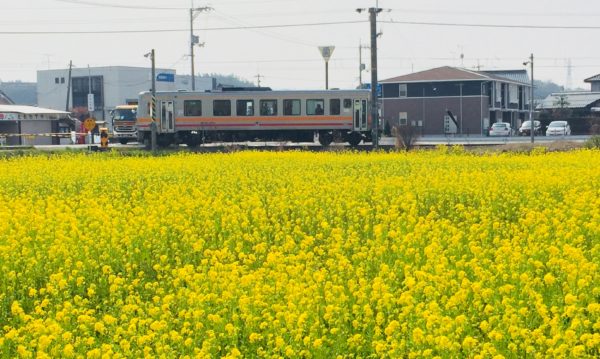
110,105 -> 138,144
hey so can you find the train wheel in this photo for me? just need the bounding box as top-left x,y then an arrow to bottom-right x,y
318,131 -> 333,146
156,135 -> 172,148
347,132 -> 362,147
185,137 -> 202,148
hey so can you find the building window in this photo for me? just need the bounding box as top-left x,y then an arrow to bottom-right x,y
307,99 -> 324,115
330,99 -> 341,115
283,99 -> 300,116
236,100 -> 254,116
55,78 -> 59,84
184,100 -> 202,116
399,84 -> 408,97
260,100 -> 277,116
71,76 -> 103,109
213,100 -> 231,116
399,112 -> 408,126
61,77 -> 65,84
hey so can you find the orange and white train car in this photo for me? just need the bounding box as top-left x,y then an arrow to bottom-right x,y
136,89 -> 372,147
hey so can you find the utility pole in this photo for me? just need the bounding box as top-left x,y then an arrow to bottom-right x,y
524,54 -> 535,144
65,60 -> 73,112
145,49 -> 158,152
357,7 -> 383,148
190,6 -> 212,91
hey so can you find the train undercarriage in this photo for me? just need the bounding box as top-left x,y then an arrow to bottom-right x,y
139,129 -> 371,148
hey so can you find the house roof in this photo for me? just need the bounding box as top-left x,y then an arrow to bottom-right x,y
381,66 -> 531,86
537,92 -> 600,109
0,90 -> 14,105
380,66 -> 487,83
482,70 -> 530,85
0,105 -> 70,115
584,74 -> 600,83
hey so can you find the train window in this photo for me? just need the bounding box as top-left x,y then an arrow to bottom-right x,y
260,100 -> 278,116
283,100 -> 300,116
213,100 -> 231,116
184,100 -> 202,116
236,100 -> 254,116
330,99 -> 341,115
343,99 -> 352,109
307,99 -> 324,115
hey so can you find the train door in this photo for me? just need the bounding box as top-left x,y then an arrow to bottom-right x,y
353,99 -> 368,131
160,101 -> 175,133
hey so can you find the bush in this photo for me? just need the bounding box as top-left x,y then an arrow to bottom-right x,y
584,135 -> 600,149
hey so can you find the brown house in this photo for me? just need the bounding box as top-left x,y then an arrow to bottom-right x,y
380,66 -> 532,136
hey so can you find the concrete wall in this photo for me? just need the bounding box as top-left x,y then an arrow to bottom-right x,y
382,96 -> 490,135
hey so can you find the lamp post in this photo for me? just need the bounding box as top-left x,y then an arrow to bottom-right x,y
190,6 -> 212,91
524,54 -> 534,144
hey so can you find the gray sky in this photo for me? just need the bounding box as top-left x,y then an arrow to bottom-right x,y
2,0 -> 600,90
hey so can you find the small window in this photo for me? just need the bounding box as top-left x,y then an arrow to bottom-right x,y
259,100 -> 277,116
399,112 -> 408,126
61,77 -> 65,84
213,100 -> 231,116
184,100 -> 202,116
283,99 -> 301,116
236,100 -> 254,116
307,99 -> 325,115
343,99 -> 352,109
399,84 -> 408,97
330,99 -> 341,115
55,77 -> 59,84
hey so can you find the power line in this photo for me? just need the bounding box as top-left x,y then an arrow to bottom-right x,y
4,17 -> 600,36
381,20 -> 600,30
0,20 -> 367,35
52,0 -> 186,10
388,8 -> 600,18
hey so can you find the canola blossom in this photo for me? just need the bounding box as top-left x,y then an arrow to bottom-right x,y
0,149 -> 599,358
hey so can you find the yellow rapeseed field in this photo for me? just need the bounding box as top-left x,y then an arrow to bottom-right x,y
0,149 -> 599,358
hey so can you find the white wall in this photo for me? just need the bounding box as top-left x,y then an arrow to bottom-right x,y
37,66 -> 177,130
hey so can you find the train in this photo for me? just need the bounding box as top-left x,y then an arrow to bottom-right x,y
135,88 -> 373,147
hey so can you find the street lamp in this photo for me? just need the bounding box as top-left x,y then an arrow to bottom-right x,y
523,54 -> 534,144
190,6 -> 212,91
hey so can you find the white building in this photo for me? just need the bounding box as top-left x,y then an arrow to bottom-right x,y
37,66 -> 177,129
0,105 -> 72,146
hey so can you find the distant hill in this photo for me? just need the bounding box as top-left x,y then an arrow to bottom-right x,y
0,81 -> 37,105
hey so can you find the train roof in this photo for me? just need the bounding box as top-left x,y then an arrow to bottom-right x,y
139,89 -> 370,97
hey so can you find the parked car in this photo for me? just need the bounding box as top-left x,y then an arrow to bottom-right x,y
518,120 -> 542,136
489,122 -> 512,137
546,121 -> 571,136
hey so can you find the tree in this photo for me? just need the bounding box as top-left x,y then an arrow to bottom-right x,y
552,94 -> 572,119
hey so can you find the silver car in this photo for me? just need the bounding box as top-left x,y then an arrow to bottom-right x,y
546,121 -> 571,136
489,122 -> 512,137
